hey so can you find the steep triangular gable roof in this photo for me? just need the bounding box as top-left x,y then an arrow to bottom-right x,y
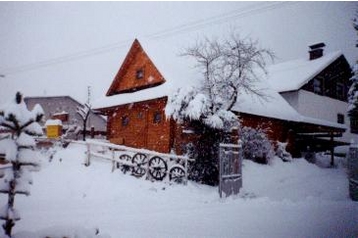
106,39 -> 166,96
267,51 -> 348,92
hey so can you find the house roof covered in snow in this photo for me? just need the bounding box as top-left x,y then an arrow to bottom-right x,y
267,51 -> 344,92
92,39 -> 346,131
92,39 -> 200,110
93,82 -> 170,110
231,79 -> 346,130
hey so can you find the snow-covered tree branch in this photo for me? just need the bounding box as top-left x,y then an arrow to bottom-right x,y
166,32 -> 274,130
166,33 -> 273,185
348,11 -> 358,129
76,103 -> 91,141
0,92 -> 44,237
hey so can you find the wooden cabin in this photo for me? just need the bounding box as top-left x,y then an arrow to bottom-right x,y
95,39 -> 191,154
94,39 -> 347,158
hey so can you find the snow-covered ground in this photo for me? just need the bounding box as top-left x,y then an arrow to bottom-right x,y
1,142 -> 357,238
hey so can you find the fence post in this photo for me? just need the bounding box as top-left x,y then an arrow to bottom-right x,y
85,142 -> 91,166
111,148 -> 116,172
348,143 -> 358,201
184,158 -> 188,185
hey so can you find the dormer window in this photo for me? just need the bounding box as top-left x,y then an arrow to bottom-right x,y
136,68 -> 144,80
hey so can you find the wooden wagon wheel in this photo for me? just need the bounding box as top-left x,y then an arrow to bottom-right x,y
119,154 -> 132,174
169,166 -> 185,183
131,153 -> 148,177
148,156 -> 168,181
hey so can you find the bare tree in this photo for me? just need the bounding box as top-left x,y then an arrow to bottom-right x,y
168,33 -> 274,130
76,103 -> 91,141
166,32 -> 274,185
186,34 -> 273,110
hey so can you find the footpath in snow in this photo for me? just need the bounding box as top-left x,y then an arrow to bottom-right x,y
0,142 -> 357,238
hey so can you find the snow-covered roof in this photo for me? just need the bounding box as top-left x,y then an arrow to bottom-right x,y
231,80 -> 302,122
92,39 -> 200,110
92,40 -> 346,131
231,78 -> 346,130
93,82 -> 171,110
267,51 -> 343,92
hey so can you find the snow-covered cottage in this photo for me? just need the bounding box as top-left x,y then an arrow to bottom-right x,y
93,39 -> 192,153
25,96 -> 107,138
233,43 -> 351,157
93,39 -> 348,157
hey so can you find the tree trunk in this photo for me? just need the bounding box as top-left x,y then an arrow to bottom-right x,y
3,162 -> 19,237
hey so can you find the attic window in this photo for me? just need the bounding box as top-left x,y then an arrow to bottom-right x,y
136,68 -> 144,80
153,111 -> 162,124
313,78 -> 323,95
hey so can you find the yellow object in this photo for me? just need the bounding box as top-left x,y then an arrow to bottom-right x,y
46,125 -> 62,138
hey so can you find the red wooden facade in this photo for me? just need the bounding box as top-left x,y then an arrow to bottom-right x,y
105,97 -> 172,152
99,39 -> 182,153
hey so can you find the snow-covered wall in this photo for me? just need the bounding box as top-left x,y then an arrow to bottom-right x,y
281,90 -> 355,143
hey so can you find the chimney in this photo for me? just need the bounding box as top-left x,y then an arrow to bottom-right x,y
309,42 -> 325,60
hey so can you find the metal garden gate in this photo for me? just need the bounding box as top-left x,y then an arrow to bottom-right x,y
219,143 -> 242,198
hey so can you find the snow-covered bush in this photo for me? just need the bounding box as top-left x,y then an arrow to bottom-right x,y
185,127 -> 225,186
276,141 -> 292,162
0,92 -> 44,237
240,126 -> 274,164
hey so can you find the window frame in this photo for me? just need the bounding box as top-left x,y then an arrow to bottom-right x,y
337,113 -> 345,124
153,111 -> 162,124
121,115 -> 130,127
135,68 -> 144,80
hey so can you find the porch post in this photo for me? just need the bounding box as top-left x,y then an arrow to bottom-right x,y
330,132 -> 334,167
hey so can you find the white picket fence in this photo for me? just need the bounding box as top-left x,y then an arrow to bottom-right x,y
74,140 -> 193,184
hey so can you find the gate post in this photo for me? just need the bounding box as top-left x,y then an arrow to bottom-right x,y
219,143 -> 242,198
348,143 -> 358,201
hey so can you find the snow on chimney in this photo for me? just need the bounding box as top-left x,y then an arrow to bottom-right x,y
309,42 -> 325,60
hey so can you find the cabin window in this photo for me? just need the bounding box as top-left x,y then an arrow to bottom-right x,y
336,83 -> 345,100
137,112 -> 143,119
136,68 -> 144,80
313,78 -> 323,95
153,111 -> 162,124
122,115 -> 129,127
337,113 -> 345,124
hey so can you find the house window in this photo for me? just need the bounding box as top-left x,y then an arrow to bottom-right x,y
336,83 -> 345,100
137,112 -> 143,119
337,113 -> 345,124
313,78 -> 322,95
122,115 -> 129,127
153,111 -> 162,124
136,68 -> 144,80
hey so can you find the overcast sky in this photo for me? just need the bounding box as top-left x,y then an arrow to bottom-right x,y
0,1 -> 357,105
